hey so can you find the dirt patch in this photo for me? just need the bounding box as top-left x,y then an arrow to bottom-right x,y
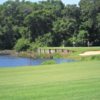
79,51 -> 100,56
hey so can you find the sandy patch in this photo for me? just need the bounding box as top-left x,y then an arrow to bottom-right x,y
79,51 -> 100,56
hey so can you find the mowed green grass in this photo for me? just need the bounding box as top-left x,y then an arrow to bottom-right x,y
0,61 -> 100,100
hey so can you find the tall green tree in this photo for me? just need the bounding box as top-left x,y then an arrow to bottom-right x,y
79,0 -> 100,46
52,18 -> 77,46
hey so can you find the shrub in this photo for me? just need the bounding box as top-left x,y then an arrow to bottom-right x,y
42,60 -> 56,65
52,53 -> 62,58
14,38 -> 30,52
30,33 -> 53,51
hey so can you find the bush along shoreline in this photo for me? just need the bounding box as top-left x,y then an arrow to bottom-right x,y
0,50 -> 35,58
0,50 -> 18,56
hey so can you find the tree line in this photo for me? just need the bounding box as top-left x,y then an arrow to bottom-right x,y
0,0 -> 100,51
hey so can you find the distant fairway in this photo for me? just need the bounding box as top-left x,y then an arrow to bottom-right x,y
0,61 -> 100,100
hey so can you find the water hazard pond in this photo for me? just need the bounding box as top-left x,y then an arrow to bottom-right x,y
0,55 -> 74,67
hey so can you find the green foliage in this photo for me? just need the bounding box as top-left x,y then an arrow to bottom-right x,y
25,10 -> 55,40
41,60 -> 56,65
53,53 -> 62,58
76,30 -> 88,46
14,38 -> 30,52
79,0 -> 100,45
0,0 -> 100,50
52,18 -> 77,46
30,33 -> 53,51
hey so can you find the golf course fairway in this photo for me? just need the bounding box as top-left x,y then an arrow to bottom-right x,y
0,61 -> 100,100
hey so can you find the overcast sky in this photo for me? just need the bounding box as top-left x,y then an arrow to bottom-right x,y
0,0 -> 80,5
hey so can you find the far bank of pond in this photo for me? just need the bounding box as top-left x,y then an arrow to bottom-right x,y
0,49 -> 73,59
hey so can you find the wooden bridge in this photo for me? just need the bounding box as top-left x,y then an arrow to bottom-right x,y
37,48 -> 71,54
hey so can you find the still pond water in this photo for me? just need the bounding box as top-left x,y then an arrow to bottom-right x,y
0,55 -> 74,67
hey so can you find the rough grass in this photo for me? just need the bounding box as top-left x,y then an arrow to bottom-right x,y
0,61 -> 100,100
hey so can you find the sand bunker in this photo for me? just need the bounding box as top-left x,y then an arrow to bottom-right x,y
79,51 -> 100,56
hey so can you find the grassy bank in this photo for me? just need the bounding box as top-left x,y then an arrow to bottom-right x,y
38,47 -> 100,60
0,61 -> 100,100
